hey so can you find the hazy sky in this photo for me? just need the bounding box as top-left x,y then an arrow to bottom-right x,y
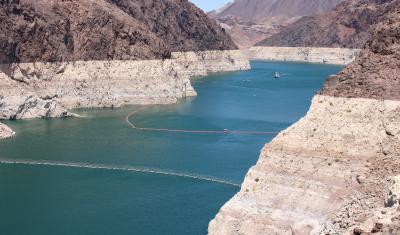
190,0 -> 231,12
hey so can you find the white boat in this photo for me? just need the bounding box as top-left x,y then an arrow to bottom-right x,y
274,72 -> 280,78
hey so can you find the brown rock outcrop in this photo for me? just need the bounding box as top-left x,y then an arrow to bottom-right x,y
0,0 -> 236,64
321,0 -> 400,100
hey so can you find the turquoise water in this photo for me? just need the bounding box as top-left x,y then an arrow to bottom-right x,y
0,61 -> 342,234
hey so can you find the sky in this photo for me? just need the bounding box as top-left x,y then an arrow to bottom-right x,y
190,0 -> 232,12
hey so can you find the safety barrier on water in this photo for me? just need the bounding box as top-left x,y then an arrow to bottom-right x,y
0,158 -> 241,187
125,109 -> 279,135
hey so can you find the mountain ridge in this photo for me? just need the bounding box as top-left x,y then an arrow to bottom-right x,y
0,0 -> 237,64
210,0 -> 343,48
257,0 -> 392,48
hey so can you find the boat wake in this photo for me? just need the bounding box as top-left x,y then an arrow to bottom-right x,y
0,158 -> 241,187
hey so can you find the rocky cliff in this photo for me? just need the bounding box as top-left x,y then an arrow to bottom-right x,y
0,0 -> 250,136
257,0 -> 392,49
210,0 -> 343,48
210,1 -> 400,234
321,0 -> 400,100
0,0 -> 236,64
0,50 -> 250,120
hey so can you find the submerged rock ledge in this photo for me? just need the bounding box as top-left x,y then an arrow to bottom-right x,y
209,95 -> 400,234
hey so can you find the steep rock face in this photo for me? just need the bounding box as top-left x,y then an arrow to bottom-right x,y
258,0 -> 392,48
0,123 -> 15,139
0,51 -> 250,120
210,1 -> 400,234
0,0 -> 236,64
106,0 -> 236,53
321,0 -> 400,100
0,0 -> 248,138
0,0 -> 168,63
209,95 -> 400,234
210,0 -> 342,48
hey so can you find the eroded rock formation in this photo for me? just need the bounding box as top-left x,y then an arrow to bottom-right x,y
0,50 -> 250,120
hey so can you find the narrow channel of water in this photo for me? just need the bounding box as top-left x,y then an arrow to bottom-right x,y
0,61 -> 342,234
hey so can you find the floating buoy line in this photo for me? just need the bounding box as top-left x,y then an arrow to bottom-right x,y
0,158 -> 241,187
125,109 -> 279,135
0,109 -> 279,188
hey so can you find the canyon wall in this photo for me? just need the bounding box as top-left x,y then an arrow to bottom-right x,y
0,50 -> 250,121
0,0 -> 236,64
209,95 -> 400,234
0,0 -> 243,138
246,47 -> 359,65
210,2 -> 400,233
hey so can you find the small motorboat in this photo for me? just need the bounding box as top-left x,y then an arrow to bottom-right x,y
274,72 -> 281,79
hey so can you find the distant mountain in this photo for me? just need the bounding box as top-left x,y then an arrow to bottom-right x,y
257,0 -> 392,48
0,0 -> 237,64
208,2 -> 233,18
210,0 -> 343,48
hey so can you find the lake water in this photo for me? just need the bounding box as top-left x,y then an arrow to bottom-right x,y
0,61 -> 342,235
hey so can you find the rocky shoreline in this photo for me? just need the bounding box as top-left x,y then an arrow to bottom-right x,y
210,4 -> 400,233
0,50 -> 250,138
246,46 -> 360,65
209,95 -> 400,234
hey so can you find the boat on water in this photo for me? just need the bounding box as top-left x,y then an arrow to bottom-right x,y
274,72 -> 281,78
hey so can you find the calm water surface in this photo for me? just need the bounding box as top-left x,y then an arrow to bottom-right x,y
0,61 -> 342,234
